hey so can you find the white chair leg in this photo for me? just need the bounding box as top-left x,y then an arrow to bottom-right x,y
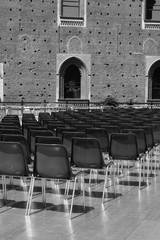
139,160 -> 142,190
69,177 -> 77,220
82,172 -> 85,210
25,176 -> 35,216
2,176 -> 7,203
42,179 -> 46,207
64,180 -> 70,199
112,164 -> 116,197
102,169 -> 108,203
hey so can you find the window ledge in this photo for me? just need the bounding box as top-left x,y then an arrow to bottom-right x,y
144,21 -> 160,30
60,17 -> 84,27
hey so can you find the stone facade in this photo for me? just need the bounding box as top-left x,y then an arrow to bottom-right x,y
0,0 -> 160,103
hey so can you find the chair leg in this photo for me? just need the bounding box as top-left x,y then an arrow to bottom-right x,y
89,169 -> 93,186
25,176 -> 35,216
69,177 -> 77,220
82,172 -> 85,210
139,159 -> 142,190
102,169 -> 108,203
64,180 -> 70,199
42,179 -> 46,207
113,164 -> 116,197
2,176 -> 7,204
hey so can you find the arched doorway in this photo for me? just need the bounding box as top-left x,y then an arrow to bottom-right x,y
58,57 -> 89,100
148,60 -> 160,99
64,64 -> 81,98
152,67 -> 160,99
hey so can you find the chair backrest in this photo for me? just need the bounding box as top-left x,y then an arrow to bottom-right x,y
55,127 -> 77,139
34,144 -> 72,179
86,128 -> 109,153
62,131 -> 86,157
123,129 -> 147,154
42,119 -> 63,128
109,133 -> 139,160
94,121 -> 109,128
0,122 -> 18,128
0,128 -> 22,136
2,115 -> 20,122
148,124 -> 160,145
118,122 -> 134,130
29,129 -> 54,154
71,137 -> 104,169
0,142 -> 29,176
73,124 -> 92,132
22,113 -> 36,121
104,126 -> 121,140
47,123 -> 65,135
2,118 -> 20,128
38,112 -> 50,124
134,126 -> 155,149
27,126 -> 48,143
1,134 -> 32,164
0,125 -> 20,130
22,122 -> 41,139
35,136 -> 62,144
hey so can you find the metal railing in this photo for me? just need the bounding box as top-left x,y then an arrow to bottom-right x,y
0,100 -> 160,121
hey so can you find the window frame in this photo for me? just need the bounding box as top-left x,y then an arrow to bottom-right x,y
145,0 -> 160,22
61,0 -> 81,18
57,0 -> 86,27
142,0 -> 160,30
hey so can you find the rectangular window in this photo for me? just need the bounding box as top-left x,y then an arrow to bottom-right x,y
61,0 -> 80,18
58,0 -> 86,27
142,0 -> 160,30
145,0 -> 160,22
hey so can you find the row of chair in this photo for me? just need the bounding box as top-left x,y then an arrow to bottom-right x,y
0,110 -> 159,219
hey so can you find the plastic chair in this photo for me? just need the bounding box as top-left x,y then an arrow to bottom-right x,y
55,127 -> 77,140
38,112 -> 51,125
104,126 -> 121,140
123,129 -> 150,179
26,126 -> 48,144
86,128 -> 109,160
122,129 -> 147,156
28,129 -> 54,154
62,131 -> 86,157
134,126 -> 155,174
109,133 -> 145,193
47,123 -> 65,135
0,142 -> 30,204
71,137 -> 113,199
22,113 -> 36,121
22,122 -> 40,137
1,134 -> 32,164
25,144 -> 84,219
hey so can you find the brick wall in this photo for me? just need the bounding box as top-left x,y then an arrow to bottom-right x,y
0,0 -> 159,103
